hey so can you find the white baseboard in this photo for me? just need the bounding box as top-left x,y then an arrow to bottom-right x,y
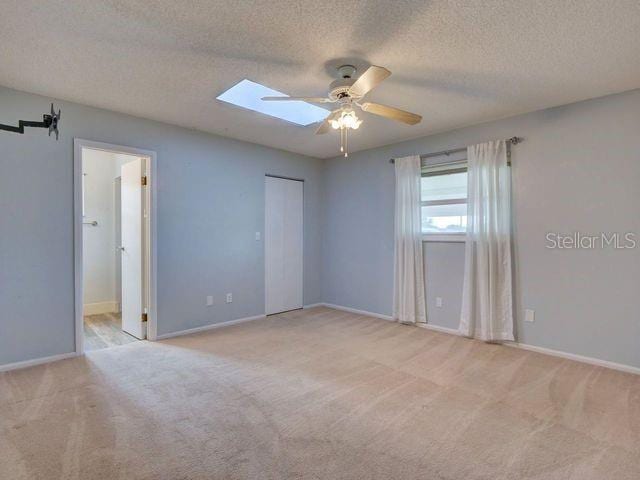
5,306 -> 637,376
303,303 -> 325,309
321,303 -> 640,376
322,303 -> 394,321
84,301 -> 120,315
505,342 -> 640,375
417,322 -> 461,336
0,352 -> 78,373
156,314 -> 266,340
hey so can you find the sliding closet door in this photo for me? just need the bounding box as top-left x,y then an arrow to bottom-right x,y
265,176 -> 303,315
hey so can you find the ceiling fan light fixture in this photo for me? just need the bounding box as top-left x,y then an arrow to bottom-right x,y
330,110 -> 362,130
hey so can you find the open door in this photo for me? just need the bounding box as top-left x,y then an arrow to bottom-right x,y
120,157 -> 146,339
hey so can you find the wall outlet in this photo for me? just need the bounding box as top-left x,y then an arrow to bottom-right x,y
435,297 -> 443,308
255,231 -> 261,241
206,295 -> 214,306
226,293 -> 233,304
525,309 -> 535,323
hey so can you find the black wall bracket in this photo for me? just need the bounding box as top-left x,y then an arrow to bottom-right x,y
0,103 -> 61,140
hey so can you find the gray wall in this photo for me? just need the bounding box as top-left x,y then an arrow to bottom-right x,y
422,242 -> 466,331
322,89 -> 640,368
3,85 -> 639,369
0,86 -> 323,365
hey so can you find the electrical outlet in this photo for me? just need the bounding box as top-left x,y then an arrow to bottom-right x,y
436,297 -> 443,308
206,295 -> 213,306
226,293 -> 233,304
525,309 -> 535,323
255,231 -> 261,241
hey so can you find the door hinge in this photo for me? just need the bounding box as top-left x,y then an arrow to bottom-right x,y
141,313 -> 148,322
141,176 -> 147,186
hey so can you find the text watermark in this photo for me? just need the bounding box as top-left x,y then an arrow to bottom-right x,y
545,232 -> 637,249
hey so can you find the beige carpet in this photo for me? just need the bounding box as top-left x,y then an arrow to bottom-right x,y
1,307 -> 638,479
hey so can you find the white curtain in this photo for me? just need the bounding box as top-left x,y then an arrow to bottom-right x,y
393,155 -> 427,324
459,141 -> 514,341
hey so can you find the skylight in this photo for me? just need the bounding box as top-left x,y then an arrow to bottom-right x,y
216,79 -> 329,126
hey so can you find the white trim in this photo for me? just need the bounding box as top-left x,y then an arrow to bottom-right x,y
5,306 -> 637,376
505,342 -> 640,376
156,314 -> 266,340
321,303 -> 640,376
83,301 -> 120,315
322,303 -> 394,321
0,352 -> 78,373
422,233 -> 466,243
416,322 -> 461,335
303,303 -> 324,309
74,139 -> 159,356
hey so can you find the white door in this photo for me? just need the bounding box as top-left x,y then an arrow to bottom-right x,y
120,157 -> 146,339
265,176 -> 303,315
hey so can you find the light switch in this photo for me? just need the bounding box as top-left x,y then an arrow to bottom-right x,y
255,231 -> 261,241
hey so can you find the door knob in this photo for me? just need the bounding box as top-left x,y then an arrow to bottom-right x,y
117,246 -> 125,251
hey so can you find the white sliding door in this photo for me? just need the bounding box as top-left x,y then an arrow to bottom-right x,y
265,176 -> 303,315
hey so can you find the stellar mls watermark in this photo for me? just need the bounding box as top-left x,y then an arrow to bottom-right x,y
546,232 -> 637,249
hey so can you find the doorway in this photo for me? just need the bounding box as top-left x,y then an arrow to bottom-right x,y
74,139 -> 157,353
264,175 -> 303,315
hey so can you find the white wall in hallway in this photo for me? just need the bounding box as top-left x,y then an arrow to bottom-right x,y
82,150 -> 139,313
82,149 -> 118,309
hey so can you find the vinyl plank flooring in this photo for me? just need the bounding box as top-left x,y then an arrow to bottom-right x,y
83,312 -> 138,351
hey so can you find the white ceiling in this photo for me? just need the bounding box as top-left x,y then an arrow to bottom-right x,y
1,1 -> 639,158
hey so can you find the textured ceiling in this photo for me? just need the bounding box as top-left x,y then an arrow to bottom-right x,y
1,1 -> 639,158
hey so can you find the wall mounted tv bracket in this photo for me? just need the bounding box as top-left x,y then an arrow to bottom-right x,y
0,103 -> 61,139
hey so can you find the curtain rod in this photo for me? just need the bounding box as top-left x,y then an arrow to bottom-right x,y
389,136 -> 522,164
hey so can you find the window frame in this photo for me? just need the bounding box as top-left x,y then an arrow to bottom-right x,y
420,163 -> 468,242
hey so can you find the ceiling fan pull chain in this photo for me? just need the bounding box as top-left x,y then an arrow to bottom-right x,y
345,127 -> 349,157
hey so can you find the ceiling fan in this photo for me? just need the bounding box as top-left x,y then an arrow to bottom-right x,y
262,65 -> 421,156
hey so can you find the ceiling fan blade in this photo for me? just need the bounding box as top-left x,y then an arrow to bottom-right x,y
359,102 -> 422,125
348,66 -> 391,98
262,96 -> 333,103
315,110 -> 341,135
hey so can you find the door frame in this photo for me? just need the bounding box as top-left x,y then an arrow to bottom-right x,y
73,138 -> 158,354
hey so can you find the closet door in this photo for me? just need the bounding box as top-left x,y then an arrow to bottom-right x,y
265,176 -> 303,315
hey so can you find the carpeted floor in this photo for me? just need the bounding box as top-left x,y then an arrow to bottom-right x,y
1,306 -> 638,479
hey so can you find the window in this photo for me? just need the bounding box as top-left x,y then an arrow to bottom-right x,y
421,163 -> 467,235
216,79 -> 329,126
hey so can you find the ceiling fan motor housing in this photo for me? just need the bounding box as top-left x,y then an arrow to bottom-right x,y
329,65 -> 361,101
